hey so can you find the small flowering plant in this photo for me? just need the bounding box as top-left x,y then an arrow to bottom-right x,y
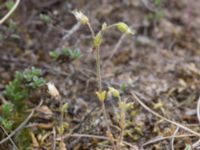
72,10 -> 134,149
72,10 -> 134,90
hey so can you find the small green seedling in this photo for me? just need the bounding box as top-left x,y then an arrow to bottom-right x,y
50,48 -> 81,61
49,51 -> 60,60
154,0 -> 162,6
5,0 -> 14,11
62,48 -> 81,60
39,14 -> 51,23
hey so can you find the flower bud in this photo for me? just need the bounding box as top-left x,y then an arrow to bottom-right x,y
108,87 -> 120,98
93,32 -> 102,48
116,22 -> 134,34
96,91 -> 106,102
72,10 -> 89,25
47,82 -> 60,97
101,22 -> 107,31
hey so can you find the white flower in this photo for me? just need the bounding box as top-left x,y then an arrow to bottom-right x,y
47,82 -> 60,97
72,10 -> 89,24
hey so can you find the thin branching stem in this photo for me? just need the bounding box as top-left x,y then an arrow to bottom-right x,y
87,21 -> 117,149
87,22 -> 102,90
87,22 -> 95,39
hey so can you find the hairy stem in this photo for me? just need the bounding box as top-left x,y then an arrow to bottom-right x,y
102,102 -> 117,150
96,46 -> 102,91
87,21 -> 116,149
87,22 -> 95,39
87,22 -> 102,90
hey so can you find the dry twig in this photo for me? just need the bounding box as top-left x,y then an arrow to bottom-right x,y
52,127 -> 56,150
131,91 -> 200,137
0,0 -> 20,25
109,33 -> 126,59
62,22 -> 81,40
0,126 -> 18,150
197,96 -> 200,123
143,134 -> 195,147
171,127 -> 179,150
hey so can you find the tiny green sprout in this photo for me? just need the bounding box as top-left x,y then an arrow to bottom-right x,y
120,83 -> 127,92
108,87 -> 120,98
72,10 -> 89,25
116,22 -> 134,34
96,91 -> 106,102
39,14 -> 51,23
93,32 -> 102,49
5,0 -> 14,11
154,0 -> 161,6
50,51 -> 60,60
8,19 -> 17,31
62,48 -> 81,60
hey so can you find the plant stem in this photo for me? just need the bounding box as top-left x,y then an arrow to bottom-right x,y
118,97 -> 125,147
87,22 -> 102,90
101,102 -> 117,150
87,22 -> 95,39
87,21 -> 116,149
87,22 -> 102,91
96,46 -> 102,91
119,112 -> 125,147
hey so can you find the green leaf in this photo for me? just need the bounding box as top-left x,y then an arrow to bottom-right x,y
5,0 -> 14,11
154,0 -> 161,6
39,14 -> 51,23
62,48 -> 81,60
50,51 -> 60,60
120,83 -> 127,92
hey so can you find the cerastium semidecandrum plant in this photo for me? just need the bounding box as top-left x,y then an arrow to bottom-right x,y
72,10 -> 134,150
